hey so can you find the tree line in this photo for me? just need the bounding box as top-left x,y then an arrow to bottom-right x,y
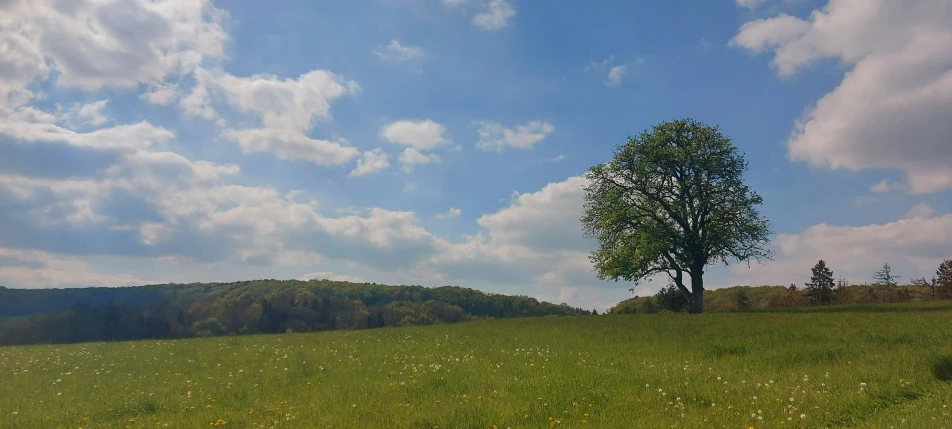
0,279 -> 593,346
610,258 -> 952,313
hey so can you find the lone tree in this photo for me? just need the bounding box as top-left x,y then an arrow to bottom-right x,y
872,263 -> 901,287
940,259 -> 952,298
805,259 -> 835,305
914,259 -> 952,300
581,118 -> 773,313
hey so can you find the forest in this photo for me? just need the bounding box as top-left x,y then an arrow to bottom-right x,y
0,279 -> 592,346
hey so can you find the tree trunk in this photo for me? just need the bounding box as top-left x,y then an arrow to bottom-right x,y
689,272 -> 704,313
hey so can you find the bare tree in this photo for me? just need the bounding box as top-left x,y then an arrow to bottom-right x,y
872,263 -> 901,287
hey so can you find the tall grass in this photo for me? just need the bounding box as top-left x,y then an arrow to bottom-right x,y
2,301 -> 951,428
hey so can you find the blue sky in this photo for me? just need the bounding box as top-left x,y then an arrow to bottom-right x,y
1,0 -> 951,310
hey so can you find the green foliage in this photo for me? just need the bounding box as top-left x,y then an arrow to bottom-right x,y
806,259 -> 835,305
2,302 -> 952,427
939,260 -> 952,285
0,280 -> 590,346
653,284 -> 690,312
734,287 -> 751,309
581,118 -> 772,313
938,259 -> 952,298
608,281 -> 952,314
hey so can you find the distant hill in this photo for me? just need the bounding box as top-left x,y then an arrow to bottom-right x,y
0,279 -> 592,346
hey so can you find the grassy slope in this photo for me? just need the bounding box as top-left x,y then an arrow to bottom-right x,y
2,302 -> 951,428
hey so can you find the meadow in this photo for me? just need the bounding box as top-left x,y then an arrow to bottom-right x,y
2,302 -> 951,428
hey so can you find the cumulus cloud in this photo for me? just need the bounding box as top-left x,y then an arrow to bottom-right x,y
1,146 -> 443,272
475,176 -> 589,252
0,117 -> 175,152
373,39 -> 423,61
724,208 -> 952,287
397,147 -> 441,172
606,65 -> 627,86
473,0 -> 516,31
870,179 -> 905,194
0,247 -> 153,288
475,120 -> 555,152
184,68 -> 361,166
141,83 -> 179,106
349,149 -> 390,177
0,95 -> 443,272
380,119 -> 449,150
0,0 -> 227,104
902,203 -> 936,220
735,0 -> 769,8
74,100 -> 109,127
421,176 -> 606,290
731,0 -> 952,193
436,207 -> 462,219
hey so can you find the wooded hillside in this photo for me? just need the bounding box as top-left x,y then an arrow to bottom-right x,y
0,280 -> 591,345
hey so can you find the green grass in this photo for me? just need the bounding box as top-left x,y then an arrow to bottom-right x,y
2,302 -> 952,428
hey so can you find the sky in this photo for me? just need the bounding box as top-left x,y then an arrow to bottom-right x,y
1,0 -> 951,311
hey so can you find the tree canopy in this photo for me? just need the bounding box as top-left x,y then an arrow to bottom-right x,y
805,259 -> 835,305
0,279 -> 591,346
581,118 -> 773,313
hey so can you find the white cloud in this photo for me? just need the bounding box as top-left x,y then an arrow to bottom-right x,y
0,106 -> 446,272
475,120 -> 555,152
585,55 -> 615,71
373,39 -> 424,61
902,203 -> 936,220
724,208 -> 952,287
870,179 -> 905,193
606,65 -> 627,86
736,0 -> 769,8
349,149 -> 391,177
398,147 -> 441,172
178,76 -> 217,120
731,0 -> 952,194
422,176 -> 605,290
186,68 -> 361,166
75,100 -> 109,127
0,247 -> 153,288
540,154 -> 565,164
436,207 -> 462,219
475,176 -> 589,252
381,119 -> 449,150
0,118 -> 175,152
141,83 -> 179,106
0,0 -> 227,102
473,0 -> 516,31
300,271 -> 364,283
8,106 -> 63,124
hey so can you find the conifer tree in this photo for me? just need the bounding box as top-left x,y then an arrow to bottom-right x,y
805,260 -> 835,305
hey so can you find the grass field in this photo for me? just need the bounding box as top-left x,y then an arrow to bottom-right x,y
2,302 -> 952,428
